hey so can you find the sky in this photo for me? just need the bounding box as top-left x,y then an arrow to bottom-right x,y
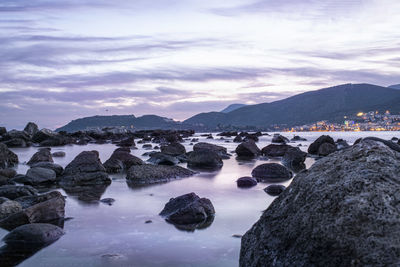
1,0 -> 400,130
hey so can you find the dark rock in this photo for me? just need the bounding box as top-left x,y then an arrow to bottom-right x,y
0,185 -> 37,200
145,220 -> 152,224
3,130 -> 31,142
16,167 -> 57,186
60,151 -> 111,186
308,135 -> 335,154
217,131 -> 238,137
39,135 -> 72,147
62,184 -> 108,203
0,143 -> 18,169
187,149 -> 223,170
281,147 -> 307,173
159,192 -> 215,226
264,184 -> 286,196
251,163 -> 292,183
271,134 -> 289,144
318,142 -> 337,156
193,142 -> 228,158
240,139 -> 400,267
100,198 -> 115,205
103,147 -> 143,173
0,169 -> 17,179
336,139 -> 350,150
290,135 -> 307,141
2,138 -> 28,148
160,142 -> 186,156
233,135 -> 243,143
116,136 -> 135,147
0,176 -> 14,186
147,152 -> 179,166
142,144 -> 152,149
191,138 -> 199,142
360,137 -> 400,153
32,129 -> 58,143
23,122 -> 39,137
236,177 -> 257,188
27,148 -> 53,166
0,200 -> 22,220
0,127 -> 6,136
126,165 -> 195,185
30,162 -> 64,177
3,223 -> 64,246
261,144 -> 292,157
51,151 -> 65,157
235,140 -> 261,158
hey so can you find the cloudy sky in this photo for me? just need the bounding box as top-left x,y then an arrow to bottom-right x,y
1,0 -> 400,129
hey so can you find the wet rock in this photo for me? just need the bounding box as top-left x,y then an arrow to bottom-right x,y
0,176 -> 14,186
103,147 -> 143,174
3,223 -> 64,246
159,192 -> 215,227
0,185 -> 37,200
0,143 -> 18,169
251,163 -> 292,183
3,130 -> 31,142
308,135 -> 335,155
193,142 -> 228,158
217,131 -> 238,137
23,122 -> 39,137
0,200 -> 22,220
60,151 -> 111,186
30,162 -> 63,177
0,169 -> 17,179
142,144 -> 152,149
100,198 -> 115,205
240,140 -> 400,267
62,184 -> 108,203
51,151 -> 66,157
264,184 -> 286,196
236,177 -> 257,188
281,147 -> 307,173
27,148 -> 53,166
191,138 -> 199,142
147,152 -> 179,166
336,139 -> 350,150
318,142 -> 337,156
2,138 -> 28,148
271,134 -> 289,144
127,165 -> 195,185
32,129 -> 59,144
187,149 -> 223,170
116,136 -> 135,147
160,142 -> 186,156
261,144 -> 293,157
16,167 -> 57,186
235,140 -> 261,158
291,135 -> 307,141
233,135 -> 243,143
358,137 -> 400,153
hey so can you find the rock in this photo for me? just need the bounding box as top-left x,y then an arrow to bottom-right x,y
0,143 -> 18,169
142,144 -> 152,149
0,168 -> 17,178
2,138 -> 28,148
193,142 -> 228,158
60,151 -> 111,186
147,152 -> 179,166
191,138 -> 199,142
159,192 -> 215,227
235,140 -> 261,158
271,134 -> 289,144
62,184 -> 108,203
23,122 -> 39,137
236,177 -> 257,188
0,127 -> 6,136
32,129 -> 58,143
3,130 -> 31,142
291,135 -> 307,141
318,142 -> 337,156
233,135 -> 243,143
251,163 -> 292,183
358,137 -> 400,153
27,148 -> 53,166
116,136 -> 135,147
52,151 -> 66,157
264,184 -> 286,196
30,162 -> 64,177
336,139 -> 350,150
240,139 -> 400,267
0,175 -> 14,186
103,147 -> 143,173
261,144 -> 293,157
39,135 -> 72,147
0,200 -> 22,220
145,220 -> 152,224
217,131 -> 238,137
160,142 -> 186,156
281,147 -> 307,172
0,191 -> 65,230
100,198 -> 115,205
307,135 -> 335,154
126,165 -> 195,185
187,149 -> 223,170
16,167 -> 57,186
0,185 -> 37,200
3,223 -> 64,246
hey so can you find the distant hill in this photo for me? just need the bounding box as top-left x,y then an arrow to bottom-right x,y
389,84 -> 400,89
220,103 -> 247,113
56,114 -> 189,132
184,83 -> 400,130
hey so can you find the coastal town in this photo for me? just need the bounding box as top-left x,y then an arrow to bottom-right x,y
286,110 -> 400,132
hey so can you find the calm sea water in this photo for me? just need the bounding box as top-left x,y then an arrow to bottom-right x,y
1,131 -> 398,267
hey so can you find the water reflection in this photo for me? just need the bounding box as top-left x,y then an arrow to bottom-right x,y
61,184 -> 109,204
166,215 -> 215,232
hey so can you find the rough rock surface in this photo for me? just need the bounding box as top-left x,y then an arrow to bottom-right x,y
240,140 -> 400,266
193,142 -> 228,158
160,142 -> 186,156
3,223 -> 64,245
0,143 -> 18,169
251,163 -> 292,183
261,144 -> 293,157
0,185 -> 37,200
271,134 -> 289,144
235,140 -> 261,158
27,148 -> 53,166
307,135 -> 335,155
30,162 -> 64,177
103,147 -> 143,173
281,147 -> 307,172
0,168 -> 17,179
20,167 -> 57,185
187,149 -> 223,170
236,177 -> 257,188
23,122 -> 39,137
0,200 -> 22,220
127,164 -> 195,185
147,152 -> 179,166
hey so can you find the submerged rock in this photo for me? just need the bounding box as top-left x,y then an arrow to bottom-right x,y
127,165 -> 195,185
251,163 -> 292,183
240,140 -> 400,266
0,143 -> 18,169
27,148 -> 53,166
235,140 -> 261,158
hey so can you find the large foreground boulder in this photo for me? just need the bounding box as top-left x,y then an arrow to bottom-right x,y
0,143 -> 18,169
60,151 -> 111,186
240,140 -> 400,266
127,165 -> 195,185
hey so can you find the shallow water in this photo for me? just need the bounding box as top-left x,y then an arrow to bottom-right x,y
1,131 -> 398,267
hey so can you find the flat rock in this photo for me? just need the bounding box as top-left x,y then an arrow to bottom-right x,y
261,144 -> 293,157
127,165 -> 195,185
30,162 -> 64,177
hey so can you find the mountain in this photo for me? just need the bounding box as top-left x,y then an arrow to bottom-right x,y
56,114 -> 188,132
389,84 -> 400,89
184,83 -> 400,130
220,103 -> 247,113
